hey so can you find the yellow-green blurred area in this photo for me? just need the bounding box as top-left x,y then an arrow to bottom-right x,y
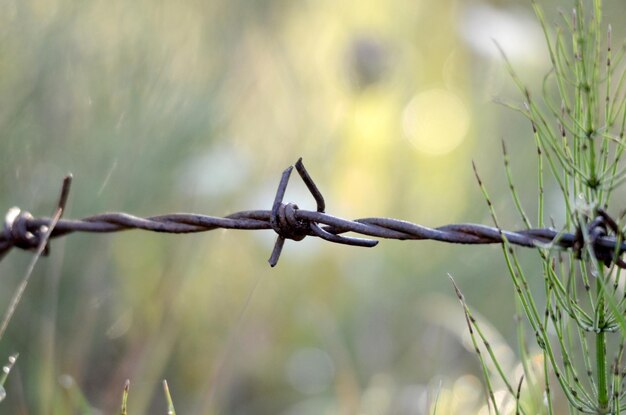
0,0 -> 624,413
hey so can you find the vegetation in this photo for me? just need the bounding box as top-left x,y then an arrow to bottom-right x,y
1,0 -> 626,413
455,0 -> 626,413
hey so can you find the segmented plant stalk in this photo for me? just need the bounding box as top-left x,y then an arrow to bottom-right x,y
457,0 -> 626,413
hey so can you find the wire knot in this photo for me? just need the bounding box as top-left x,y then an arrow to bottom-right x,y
3,208 -> 48,252
574,208 -> 626,268
0,175 -> 72,261
267,158 -> 325,267
267,158 -> 377,267
270,202 -> 309,242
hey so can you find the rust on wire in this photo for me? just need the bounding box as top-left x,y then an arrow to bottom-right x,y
1,159 -> 625,267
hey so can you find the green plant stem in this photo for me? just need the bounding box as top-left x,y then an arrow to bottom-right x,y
597,286 -> 609,412
596,331 -> 608,411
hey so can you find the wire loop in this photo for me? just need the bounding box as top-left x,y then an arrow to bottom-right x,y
3,208 -> 47,252
573,210 -> 626,269
272,202 -> 308,242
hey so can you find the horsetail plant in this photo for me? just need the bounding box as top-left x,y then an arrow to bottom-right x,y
454,0 -> 626,413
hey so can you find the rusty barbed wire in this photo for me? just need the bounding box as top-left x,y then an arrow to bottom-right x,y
1,158 -> 625,267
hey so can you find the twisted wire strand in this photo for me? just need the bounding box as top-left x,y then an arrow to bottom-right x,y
1,158 -> 624,267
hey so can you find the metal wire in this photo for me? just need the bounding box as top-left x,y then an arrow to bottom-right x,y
1,158 -> 625,267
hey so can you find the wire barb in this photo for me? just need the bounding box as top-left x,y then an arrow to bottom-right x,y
268,159 -> 377,266
573,208 -> 626,268
1,159 -> 626,268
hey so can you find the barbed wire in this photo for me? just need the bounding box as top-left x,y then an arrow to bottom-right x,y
1,158 -> 625,267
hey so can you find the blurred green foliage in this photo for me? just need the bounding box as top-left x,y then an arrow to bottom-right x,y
1,0 -> 624,413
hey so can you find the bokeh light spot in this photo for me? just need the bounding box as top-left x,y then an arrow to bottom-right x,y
402,88 -> 470,156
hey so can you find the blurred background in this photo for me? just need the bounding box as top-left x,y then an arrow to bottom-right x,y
1,0 -> 625,413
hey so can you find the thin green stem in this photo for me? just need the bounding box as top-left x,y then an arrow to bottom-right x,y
597,287 -> 610,412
